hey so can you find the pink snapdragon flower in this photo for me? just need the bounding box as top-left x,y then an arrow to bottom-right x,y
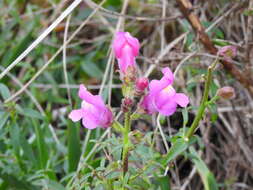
112,31 -> 140,74
218,45 -> 237,62
69,85 -> 113,129
140,67 -> 189,116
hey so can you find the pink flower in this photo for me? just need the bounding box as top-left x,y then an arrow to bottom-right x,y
218,45 -> 237,61
136,77 -> 149,92
140,67 -> 189,116
112,31 -> 140,74
68,85 -> 113,129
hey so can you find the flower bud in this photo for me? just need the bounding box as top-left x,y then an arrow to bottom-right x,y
136,77 -> 149,92
112,31 -> 140,76
217,86 -> 235,99
218,45 -> 237,62
121,98 -> 133,112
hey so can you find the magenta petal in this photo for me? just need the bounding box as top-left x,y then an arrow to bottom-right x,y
78,85 -> 104,108
140,94 -> 157,114
125,32 -> 140,56
78,84 -> 89,99
113,32 -> 126,58
161,67 -> 174,84
158,101 -> 177,116
118,45 -> 135,73
174,93 -> 189,107
149,80 -> 165,95
82,117 -> 98,129
99,109 -> 113,128
68,109 -> 84,122
154,88 -> 176,109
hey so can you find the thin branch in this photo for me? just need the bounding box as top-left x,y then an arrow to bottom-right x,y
176,0 -> 253,96
63,15 -> 72,107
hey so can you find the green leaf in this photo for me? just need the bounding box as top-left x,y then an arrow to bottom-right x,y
20,133 -> 37,166
67,121 -> 81,172
0,111 -> 9,129
189,147 -> 219,190
243,10 -> 253,16
9,123 -> 21,160
17,107 -> 43,120
33,119 -> 49,169
2,30 -> 33,67
81,59 -> 103,79
0,83 -> 10,100
161,136 -> 198,166
47,180 -> 66,190
0,170 -> 39,190
161,138 -> 189,166
112,121 -> 124,132
156,176 -> 171,190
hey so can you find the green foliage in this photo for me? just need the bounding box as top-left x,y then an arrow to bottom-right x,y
189,147 -> 219,190
67,121 -> 81,172
0,0 -> 227,189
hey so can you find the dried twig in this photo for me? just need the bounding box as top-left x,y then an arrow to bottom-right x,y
176,0 -> 253,96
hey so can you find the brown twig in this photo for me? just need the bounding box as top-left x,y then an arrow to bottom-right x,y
176,0 -> 253,96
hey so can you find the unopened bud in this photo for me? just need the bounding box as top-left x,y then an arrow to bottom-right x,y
218,45 -> 237,61
121,98 -> 133,112
217,86 -> 235,99
136,77 -> 149,92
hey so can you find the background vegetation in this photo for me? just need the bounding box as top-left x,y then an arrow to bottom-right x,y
0,0 -> 252,189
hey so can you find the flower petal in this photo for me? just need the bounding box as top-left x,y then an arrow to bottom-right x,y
98,108 -> 113,128
161,67 -> 174,84
113,31 -> 126,58
140,94 -> 157,114
68,109 -> 84,122
78,84 -> 105,108
157,99 -> 177,116
149,80 -> 168,96
154,87 -> 176,110
118,45 -> 135,73
82,116 -> 98,129
125,32 -> 140,56
174,93 -> 189,107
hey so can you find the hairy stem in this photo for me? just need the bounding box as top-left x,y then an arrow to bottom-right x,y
122,112 -> 131,175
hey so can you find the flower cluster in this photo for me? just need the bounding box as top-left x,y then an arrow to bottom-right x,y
69,31 -> 189,129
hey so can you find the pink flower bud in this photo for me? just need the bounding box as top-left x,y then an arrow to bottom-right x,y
136,77 -> 149,92
218,45 -> 237,62
121,98 -> 133,112
217,86 -> 235,99
69,85 -> 113,129
113,32 -> 140,74
140,67 -> 189,116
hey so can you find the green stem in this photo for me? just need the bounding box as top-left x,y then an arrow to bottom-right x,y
185,65 -> 214,139
122,112 -> 131,175
206,95 -> 219,106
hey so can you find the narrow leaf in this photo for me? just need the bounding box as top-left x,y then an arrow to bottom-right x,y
67,121 -> 81,172
189,147 -> 219,190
